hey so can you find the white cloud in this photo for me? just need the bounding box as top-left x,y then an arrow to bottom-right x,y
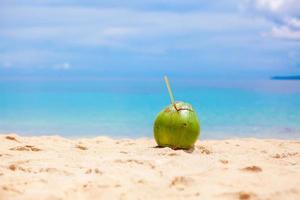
256,0 -> 285,12
0,50 -> 66,68
254,0 -> 300,15
0,6 -> 270,48
2,61 -> 12,68
245,0 -> 300,40
270,26 -> 300,40
54,62 -> 71,70
289,17 -> 300,28
0,1 -> 298,71
269,17 -> 300,40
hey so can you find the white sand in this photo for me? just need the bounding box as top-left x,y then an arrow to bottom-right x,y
0,134 -> 300,200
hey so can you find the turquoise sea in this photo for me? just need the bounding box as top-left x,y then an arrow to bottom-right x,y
0,79 -> 299,139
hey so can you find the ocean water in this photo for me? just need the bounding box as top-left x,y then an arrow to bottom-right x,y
0,79 -> 300,139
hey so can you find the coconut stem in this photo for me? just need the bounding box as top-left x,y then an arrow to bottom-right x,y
164,76 -> 175,105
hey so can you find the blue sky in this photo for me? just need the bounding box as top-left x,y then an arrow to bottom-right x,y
0,0 -> 300,80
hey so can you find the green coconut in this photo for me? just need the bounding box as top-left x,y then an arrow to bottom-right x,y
153,101 -> 200,149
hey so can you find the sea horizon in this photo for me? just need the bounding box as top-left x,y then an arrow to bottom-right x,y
1,78 -> 299,139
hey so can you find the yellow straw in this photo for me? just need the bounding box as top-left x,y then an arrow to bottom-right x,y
164,76 -> 175,105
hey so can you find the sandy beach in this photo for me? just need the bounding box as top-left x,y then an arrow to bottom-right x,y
0,134 -> 299,200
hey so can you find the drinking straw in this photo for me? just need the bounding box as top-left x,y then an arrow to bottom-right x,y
164,76 -> 175,105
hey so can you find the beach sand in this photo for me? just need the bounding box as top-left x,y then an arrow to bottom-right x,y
0,134 -> 299,200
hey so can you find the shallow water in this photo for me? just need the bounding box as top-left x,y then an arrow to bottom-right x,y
0,79 -> 299,139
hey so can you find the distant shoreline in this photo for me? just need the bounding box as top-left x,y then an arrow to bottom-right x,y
271,75 -> 300,80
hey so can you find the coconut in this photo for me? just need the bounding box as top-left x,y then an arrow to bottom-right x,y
153,101 -> 200,149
